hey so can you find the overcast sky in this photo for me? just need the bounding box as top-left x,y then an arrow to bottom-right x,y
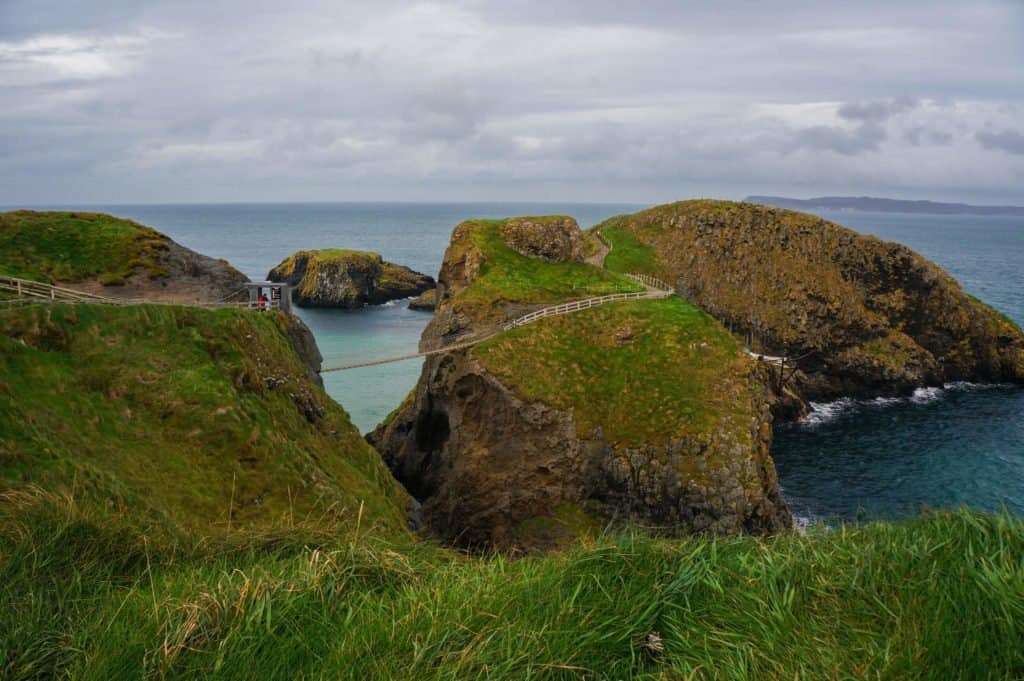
2,0 -> 1023,205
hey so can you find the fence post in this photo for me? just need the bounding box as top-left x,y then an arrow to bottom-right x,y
17,280 -> 22,296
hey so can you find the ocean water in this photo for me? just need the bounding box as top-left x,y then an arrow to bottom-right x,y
15,202 -> 1023,522
771,210 -> 1024,522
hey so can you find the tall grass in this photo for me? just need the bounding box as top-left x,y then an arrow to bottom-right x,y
3,489 -> 1022,680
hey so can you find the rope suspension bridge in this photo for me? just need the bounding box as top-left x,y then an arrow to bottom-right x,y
319,273 -> 674,373
1,271 -> 795,372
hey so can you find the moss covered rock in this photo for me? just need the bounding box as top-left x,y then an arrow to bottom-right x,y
267,249 -> 434,308
499,216 -> 585,263
370,216 -> 791,552
408,288 -> 438,311
596,200 -> 1024,400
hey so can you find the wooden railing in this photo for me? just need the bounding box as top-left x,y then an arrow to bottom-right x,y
624,272 -> 673,292
0,275 -> 110,302
0,274 -> 260,310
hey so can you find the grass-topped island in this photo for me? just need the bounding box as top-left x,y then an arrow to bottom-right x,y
267,248 -> 434,308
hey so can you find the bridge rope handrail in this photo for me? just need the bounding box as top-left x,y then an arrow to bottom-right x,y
321,273 -> 673,372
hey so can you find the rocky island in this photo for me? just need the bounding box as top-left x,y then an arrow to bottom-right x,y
370,215 -> 792,551
0,210 -> 250,303
594,200 -> 1024,407
267,249 -> 434,308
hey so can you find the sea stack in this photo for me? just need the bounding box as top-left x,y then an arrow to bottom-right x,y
267,249 -> 435,308
593,200 -> 1024,404
369,215 -> 792,552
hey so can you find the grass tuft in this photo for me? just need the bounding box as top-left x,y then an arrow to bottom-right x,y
2,494 -> 1022,680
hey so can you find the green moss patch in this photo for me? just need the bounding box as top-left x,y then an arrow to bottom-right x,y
0,211 -> 171,284
473,297 -> 750,447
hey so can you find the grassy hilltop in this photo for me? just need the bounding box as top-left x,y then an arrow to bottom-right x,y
0,211 -> 172,284
592,200 -> 1024,398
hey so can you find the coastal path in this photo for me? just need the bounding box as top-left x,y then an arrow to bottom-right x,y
0,275 -> 273,310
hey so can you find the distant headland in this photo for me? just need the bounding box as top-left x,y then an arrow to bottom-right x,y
745,195 -> 1024,217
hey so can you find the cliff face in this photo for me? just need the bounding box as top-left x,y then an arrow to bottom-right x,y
0,210 -> 250,303
596,200 -> 1024,401
370,216 -> 791,552
267,249 -> 434,308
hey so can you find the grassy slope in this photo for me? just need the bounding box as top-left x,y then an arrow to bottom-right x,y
473,298 -> 752,447
0,303 -> 407,539
2,494 -> 1022,680
595,222 -> 659,275
455,219 -> 642,312
0,211 -> 172,284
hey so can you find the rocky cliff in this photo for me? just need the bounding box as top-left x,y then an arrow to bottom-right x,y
595,200 -> 1024,402
370,216 -> 791,552
267,249 -> 434,308
0,210 -> 250,303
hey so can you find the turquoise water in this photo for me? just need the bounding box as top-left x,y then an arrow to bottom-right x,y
36,203 -> 643,432
14,202 -> 1023,521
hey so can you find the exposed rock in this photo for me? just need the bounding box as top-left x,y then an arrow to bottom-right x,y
408,288 -> 437,311
369,217 -> 792,553
499,216 -> 586,263
267,249 -> 435,309
67,239 -> 251,304
595,200 -> 1024,403
276,313 -> 324,388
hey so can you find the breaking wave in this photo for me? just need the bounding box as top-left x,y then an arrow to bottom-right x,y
799,382 -> 1014,428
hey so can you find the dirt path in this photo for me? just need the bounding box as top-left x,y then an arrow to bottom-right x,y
584,232 -> 611,268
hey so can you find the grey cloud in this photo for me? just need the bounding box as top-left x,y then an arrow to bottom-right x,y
975,129 -> 1024,155
790,123 -> 887,156
904,126 -> 954,146
838,96 -> 920,123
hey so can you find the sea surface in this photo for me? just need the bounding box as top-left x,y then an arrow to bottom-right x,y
14,202 -> 1023,522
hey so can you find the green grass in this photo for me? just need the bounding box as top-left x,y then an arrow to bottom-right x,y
473,298 -> 749,446
456,219 -> 642,312
0,303 -> 408,539
596,223 -> 658,275
3,492 -> 1022,680
0,211 -> 171,283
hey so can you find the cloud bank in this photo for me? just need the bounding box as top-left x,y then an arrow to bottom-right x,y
1,0 -> 1022,204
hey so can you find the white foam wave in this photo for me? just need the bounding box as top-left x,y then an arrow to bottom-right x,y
910,386 -> 944,404
943,381 -> 1014,392
801,398 -> 856,427
799,384 -> 957,427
